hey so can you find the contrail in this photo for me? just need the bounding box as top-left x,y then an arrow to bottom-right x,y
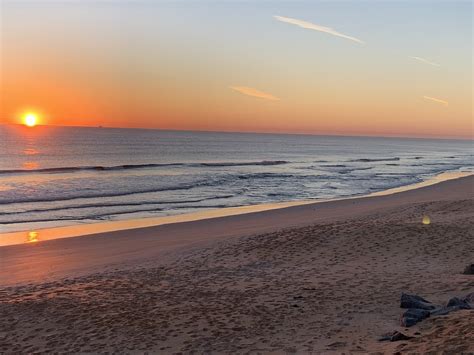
230,86 -> 280,101
423,96 -> 448,105
274,15 -> 364,44
411,57 -> 440,67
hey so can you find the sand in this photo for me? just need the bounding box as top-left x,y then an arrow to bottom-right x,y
0,175 -> 473,353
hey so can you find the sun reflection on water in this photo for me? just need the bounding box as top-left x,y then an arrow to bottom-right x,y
22,162 -> 39,170
23,148 -> 39,155
27,231 -> 39,243
19,125 -> 42,170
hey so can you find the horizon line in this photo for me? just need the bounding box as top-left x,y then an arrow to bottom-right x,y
2,123 -> 472,141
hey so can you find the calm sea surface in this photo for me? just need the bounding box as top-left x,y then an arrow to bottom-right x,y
1,125 -> 472,233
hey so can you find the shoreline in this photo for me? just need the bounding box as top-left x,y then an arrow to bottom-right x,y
1,171 -> 472,353
0,170 -> 471,247
0,172 -> 472,286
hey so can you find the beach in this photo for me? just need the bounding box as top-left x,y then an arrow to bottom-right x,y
2,0 -> 472,353
0,174 -> 472,353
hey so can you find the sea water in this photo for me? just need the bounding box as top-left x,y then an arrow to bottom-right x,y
0,125 -> 472,233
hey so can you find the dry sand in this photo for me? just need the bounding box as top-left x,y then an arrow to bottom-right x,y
0,175 -> 473,353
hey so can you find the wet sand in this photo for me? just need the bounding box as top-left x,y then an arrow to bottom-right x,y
0,175 -> 473,353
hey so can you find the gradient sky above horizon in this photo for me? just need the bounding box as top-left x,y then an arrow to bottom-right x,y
1,0 -> 472,138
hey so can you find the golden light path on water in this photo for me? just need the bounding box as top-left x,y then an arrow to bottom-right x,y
27,231 -> 39,243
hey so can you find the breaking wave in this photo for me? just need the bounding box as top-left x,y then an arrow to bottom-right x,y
0,160 -> 289,175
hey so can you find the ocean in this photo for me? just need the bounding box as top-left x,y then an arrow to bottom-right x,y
0,125 -> 472,234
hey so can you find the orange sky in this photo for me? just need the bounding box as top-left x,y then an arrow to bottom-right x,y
1,1 -> 472,139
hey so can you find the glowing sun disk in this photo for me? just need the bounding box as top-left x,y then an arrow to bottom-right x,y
23,113 -> 38,127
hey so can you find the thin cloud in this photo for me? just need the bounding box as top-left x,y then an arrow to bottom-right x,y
423,96 -> 448,106
274,15 -> 364,44
411,56 -> 440,67
230,86 -> 280,101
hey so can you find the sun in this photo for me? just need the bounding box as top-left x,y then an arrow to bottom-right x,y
23,113 -> 38,127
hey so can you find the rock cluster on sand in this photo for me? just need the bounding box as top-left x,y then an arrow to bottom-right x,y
380,292 -> 473,343
399,292 -> 473,327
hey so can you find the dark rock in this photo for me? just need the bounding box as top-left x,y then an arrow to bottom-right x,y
378,331 -> 414,342
394,291 -> 473,330
446,297 -> 472,310
430,307 -> 452,316
400,293 -> 437,310
430,294 -> 472,316
463,264 -> 474,275
463,292 -> 474,304
400,308 -> 430,327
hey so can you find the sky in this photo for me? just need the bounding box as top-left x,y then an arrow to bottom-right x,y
0,0 -> 472,138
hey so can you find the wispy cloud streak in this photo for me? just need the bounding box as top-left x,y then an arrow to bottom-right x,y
274,15 -> 364,44
423,96 -> 448,106
411,56 -> 440,67
230,86 -> 280,101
